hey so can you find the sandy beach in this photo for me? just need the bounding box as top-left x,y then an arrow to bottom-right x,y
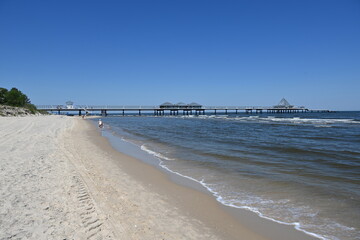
0,115 -> 318,240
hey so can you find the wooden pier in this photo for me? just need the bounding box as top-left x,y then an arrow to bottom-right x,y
36,105 -> 315,117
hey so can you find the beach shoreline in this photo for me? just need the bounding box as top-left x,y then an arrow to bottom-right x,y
0,115 -> 319,239
87,117 -> 319,240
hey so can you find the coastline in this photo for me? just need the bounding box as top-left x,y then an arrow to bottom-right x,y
0,115 -> 319,239
86,118 -> 319,240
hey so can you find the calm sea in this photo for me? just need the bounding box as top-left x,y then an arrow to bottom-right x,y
95,111 -> 360,240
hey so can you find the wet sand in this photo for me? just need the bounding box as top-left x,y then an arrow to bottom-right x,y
0,115 -> 318,239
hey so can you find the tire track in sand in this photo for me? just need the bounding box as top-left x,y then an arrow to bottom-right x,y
58,128 -> 113,240
73,173 -> 104,239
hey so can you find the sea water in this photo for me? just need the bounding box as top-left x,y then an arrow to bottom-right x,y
94,112 -> 360,240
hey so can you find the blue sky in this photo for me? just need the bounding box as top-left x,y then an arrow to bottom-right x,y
0,0 -> 359,110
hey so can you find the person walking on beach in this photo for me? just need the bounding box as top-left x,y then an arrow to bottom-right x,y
98,119 -> 103,128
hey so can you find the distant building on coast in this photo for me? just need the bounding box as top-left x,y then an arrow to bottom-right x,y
273,98 -> 294,109
66,101 -> 74,109
160,102 -> 203,109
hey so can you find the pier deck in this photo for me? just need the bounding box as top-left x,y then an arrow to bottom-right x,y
35,105 -> 323,116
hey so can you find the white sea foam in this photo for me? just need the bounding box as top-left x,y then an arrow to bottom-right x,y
198,181 -> 328,240
215,115 -> 359,126
137,144 -> 328,240
183,114 -> 359,125
140,144 -> 175,161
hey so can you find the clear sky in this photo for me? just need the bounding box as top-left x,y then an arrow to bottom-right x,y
1,0 -> 359,110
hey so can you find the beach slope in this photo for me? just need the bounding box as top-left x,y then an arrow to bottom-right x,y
0,116 -> 113,239
0,116 -> 317,240
0,116 -> 222,239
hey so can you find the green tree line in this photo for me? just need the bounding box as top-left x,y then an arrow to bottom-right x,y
0,87 -> 37,113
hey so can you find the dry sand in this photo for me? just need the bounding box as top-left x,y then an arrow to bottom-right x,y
0,115 -> 318,240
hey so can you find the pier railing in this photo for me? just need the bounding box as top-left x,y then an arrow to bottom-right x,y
36,105 -> 305,110
36,105 -> 315,116
36,105 -> 159,110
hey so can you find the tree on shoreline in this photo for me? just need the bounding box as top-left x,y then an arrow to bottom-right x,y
0,88 -> 7,104
0,87 -> 37,113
